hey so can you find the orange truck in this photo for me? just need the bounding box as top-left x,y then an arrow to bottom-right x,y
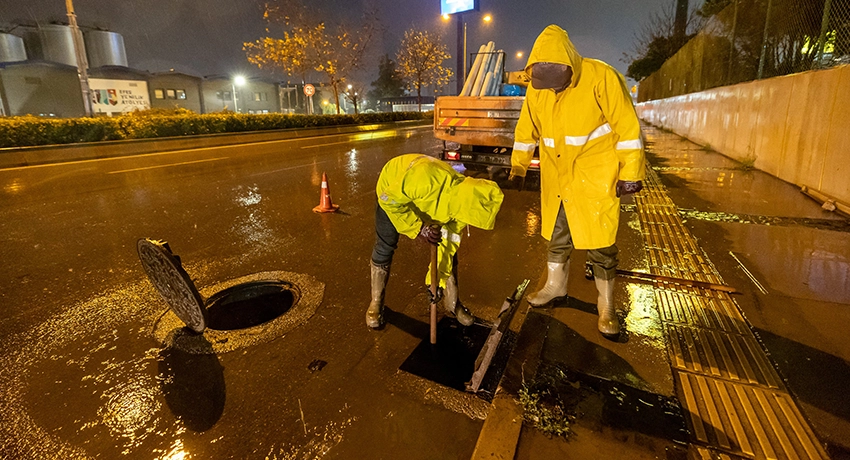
433,95 -> 540,176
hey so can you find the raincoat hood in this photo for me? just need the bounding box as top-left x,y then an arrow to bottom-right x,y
449,177 -> 504,230
525,25 -> 583,89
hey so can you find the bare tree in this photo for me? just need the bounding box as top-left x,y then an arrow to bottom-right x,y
396,29 -> 452,111
624,1 -> 705,81
343,82 -> 367,114
244,0 -> 379,114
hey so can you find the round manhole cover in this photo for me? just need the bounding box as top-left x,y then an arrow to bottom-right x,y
137,238 -> 207,333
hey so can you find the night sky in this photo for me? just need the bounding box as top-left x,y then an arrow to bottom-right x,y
0,0 -> 697,88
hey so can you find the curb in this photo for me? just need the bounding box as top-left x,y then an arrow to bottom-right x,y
471,305 -> 551,460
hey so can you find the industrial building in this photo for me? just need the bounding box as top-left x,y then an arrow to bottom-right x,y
0,23 -> 326,117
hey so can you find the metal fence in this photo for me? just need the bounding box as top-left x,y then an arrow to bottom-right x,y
638,0 -> 850,101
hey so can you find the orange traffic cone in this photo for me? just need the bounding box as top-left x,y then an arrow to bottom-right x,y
313,172 -> 340,213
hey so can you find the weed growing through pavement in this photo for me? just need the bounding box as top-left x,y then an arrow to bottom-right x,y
517,366 -> 576,438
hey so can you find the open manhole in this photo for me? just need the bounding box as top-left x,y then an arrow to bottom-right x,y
138,238 -> 324,354
205,280 -> 296,331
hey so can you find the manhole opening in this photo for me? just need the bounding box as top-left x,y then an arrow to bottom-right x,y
205,280 -> 298,331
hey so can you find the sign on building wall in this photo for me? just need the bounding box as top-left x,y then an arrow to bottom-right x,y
89,78 -> 151,115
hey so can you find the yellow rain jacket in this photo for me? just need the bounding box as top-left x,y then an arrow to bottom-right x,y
376,154 -> 504,287
511,25 -> 645,249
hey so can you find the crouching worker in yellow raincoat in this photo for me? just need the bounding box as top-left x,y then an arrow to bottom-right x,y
366,154 -> 504,329
510,25 -> 645,338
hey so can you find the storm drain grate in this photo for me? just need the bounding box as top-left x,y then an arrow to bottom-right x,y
635,155 -> 829,459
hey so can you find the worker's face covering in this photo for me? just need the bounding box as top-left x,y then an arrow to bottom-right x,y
530,62 -> 572,92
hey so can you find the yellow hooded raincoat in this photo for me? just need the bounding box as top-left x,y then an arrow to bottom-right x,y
376,154 -> 504,287
511,25 -> 645,249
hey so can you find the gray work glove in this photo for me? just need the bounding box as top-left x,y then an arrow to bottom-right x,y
508,173 -> 526,191
418,224 -> 442,245
616,180 -> 643,197
426,285 -> 444,303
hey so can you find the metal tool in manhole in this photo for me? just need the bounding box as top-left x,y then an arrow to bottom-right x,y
137,238 -> 324,354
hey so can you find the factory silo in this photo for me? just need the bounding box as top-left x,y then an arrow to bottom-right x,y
24,24 -> 80,67
0,33 -> 27,63
84,30 -> 127,67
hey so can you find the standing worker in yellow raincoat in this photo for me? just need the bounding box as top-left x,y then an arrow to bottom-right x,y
366,154 -> 504,329
510,25 -> 645,338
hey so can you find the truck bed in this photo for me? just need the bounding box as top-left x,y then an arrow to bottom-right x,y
433,96 -> 524,148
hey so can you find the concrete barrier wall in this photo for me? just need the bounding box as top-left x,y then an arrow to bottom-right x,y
636,65 -> 850,205
0,120 -> 430,169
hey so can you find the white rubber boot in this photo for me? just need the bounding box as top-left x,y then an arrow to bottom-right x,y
527,262 -> 569,307
366,262 -> 390,328
595,277 -> 620,337
445,275 -> 474,326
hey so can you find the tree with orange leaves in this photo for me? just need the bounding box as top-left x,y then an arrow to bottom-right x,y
244,0 -> 377,114
396,29 -> 453,111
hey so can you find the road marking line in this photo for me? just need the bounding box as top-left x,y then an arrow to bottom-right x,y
301,140 -> 357,149
247,161 -> 320,177
108,157 -> 229,174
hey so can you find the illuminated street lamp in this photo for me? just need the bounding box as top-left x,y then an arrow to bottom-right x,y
232,75 -> 246,113
516,51 -> 523,59
345,84 -> 361,114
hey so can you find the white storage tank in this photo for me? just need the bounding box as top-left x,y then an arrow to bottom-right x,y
85,30 -> 127,67
0,33 -> 27,62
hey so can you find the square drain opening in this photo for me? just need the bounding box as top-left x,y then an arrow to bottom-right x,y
399,317 -> 515,397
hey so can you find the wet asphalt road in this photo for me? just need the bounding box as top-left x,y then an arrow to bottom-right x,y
3,124 -> 849,459
0,126 -> 549,458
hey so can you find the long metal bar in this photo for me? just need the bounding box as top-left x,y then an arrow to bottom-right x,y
429,243 -> 438,345
66,0 -> 93,116
616,267 -> 738,293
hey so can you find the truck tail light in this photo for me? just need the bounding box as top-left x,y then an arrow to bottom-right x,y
530,159 -> 540,169
446,151 -> 460,161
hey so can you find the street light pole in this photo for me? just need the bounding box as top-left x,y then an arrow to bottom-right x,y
231,82 -> 238,113
456,13 -> 464,95
232,76 -> 246,113
66,0 -> 92,117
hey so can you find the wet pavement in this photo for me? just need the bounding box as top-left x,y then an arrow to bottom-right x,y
641,127 -> 850,458
1,122 -> 848,459
0,125 -> 545,459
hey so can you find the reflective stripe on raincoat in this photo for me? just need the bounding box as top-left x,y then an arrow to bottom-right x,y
376,154 -> 504,287
511,25 -> 645,249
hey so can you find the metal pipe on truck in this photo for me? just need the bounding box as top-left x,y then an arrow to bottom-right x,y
461,44 -> 487,96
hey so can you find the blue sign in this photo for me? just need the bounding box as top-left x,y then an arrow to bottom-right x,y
441,0 -> 479,15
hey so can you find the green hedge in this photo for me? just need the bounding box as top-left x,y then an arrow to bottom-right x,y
0,110 -> 433,148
